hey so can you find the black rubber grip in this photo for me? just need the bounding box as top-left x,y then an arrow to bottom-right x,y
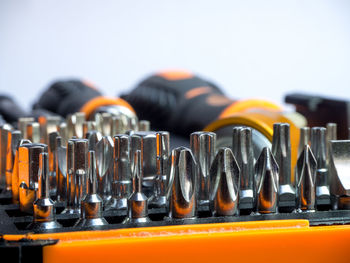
121,73 -> 233,136
0,95 -> 28,124
33,80 -> 101,117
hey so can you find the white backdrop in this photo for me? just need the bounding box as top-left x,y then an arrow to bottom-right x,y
1,0 -> 349,111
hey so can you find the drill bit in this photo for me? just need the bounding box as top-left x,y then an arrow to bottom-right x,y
150,131 -> 169,207
190,131 -> 216,206
297,145 -> 317,212
75,151 -> 108,227
272,123 -> 296,212
235,127 -> 255,212
138,120 -> 150,131
62,138 -> 88,214
329,140 -> 350,210
95,136 -> 114,202
27,152 -> 61,231
311,127 -> 330,208
255,147 -> 279,214
106,134 -> 131,210
123,150 -> 150,224
168,147 -> 197,219
209,147 -> 240,216
56,136 -> 67,202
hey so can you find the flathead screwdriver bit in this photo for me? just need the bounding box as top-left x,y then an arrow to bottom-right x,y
297,145 -> 317,212
272,123 -> 296,212
190,131 -> 216,206
311,127 -> 330,209
75,151 -> 108,227
209,147 -> 240,216
255,147 -> 279,214
168,147 -> 197,219
27,152 -> 61,231
123,150 -> 150,224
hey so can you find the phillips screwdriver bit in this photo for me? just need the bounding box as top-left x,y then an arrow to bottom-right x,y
311,127 -> 331,209
27,152 -> 61,231
62,138 -> 88,214
190,131 -> 216,206
255,147 -> 279,214
272,123 -> 296,212
235,127 -> 255,213
329,140 -> 350,210
138,120 -> 151,132
75,151 -> 108,227
123,150 -> 150,224
150,131 -> 169,207
106,134 -> 131,210
56,136 -> 67,202
167,147 -> 197,220
95,136 -> 114,202
209,147 -> 240,216
297,145 -> 317,212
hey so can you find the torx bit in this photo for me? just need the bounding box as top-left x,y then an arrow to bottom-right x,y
235,127 -> 255,212
168,147 -> 197,219
138,120 -> 150,131
0,124 -> 12,187
106,134 -> 131,210
297,127 -> 310,158
56,136 -> 67,202
297,145 -> 317,212
209,147 -> 240,216
27,152 -> 61,231
62,138 -> 88,214
255,147 -> 279,214
95,136 -> 114,202
75,151 -> 108,227
18,143 -> 48,213
123,150 -> 150,224
329,140 -> 350,210
272,123 -> 296,212
149,131 -> 169,207
11,138 -> 31,203
190,131 -> 216,206
311,127 -> 330,208
5,130 -> 21,191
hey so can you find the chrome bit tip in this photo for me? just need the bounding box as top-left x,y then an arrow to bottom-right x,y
209,147 -> 240,216
298,127 -> 310,158
272,123 -> 295,207
255,147 -> 279,214
235,127 -> 255,211
28,152 -> 61,231
75,151 -> 108,228
297,145 -> 317,212
329,140 -> 350,210
123,150 -> 150,224
190,131 -> 216,205
138,120 -> 151,131
168,147 -> 197,219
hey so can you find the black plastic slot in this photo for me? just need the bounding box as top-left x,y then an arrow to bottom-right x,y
148,213 -> 166,221
57,218 -> 78,228
5,209 -> 31,218
14,222 -> 30,231
0,197 -> 13,205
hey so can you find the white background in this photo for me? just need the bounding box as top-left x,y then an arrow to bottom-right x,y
1,0 -> 349,111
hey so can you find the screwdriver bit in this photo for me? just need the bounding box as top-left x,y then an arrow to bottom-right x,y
85,130 -> 102,151
18,117 -> 34,139
56,136 -> 67,202
255,147 -> 279,214
168,147 -> 197,219
138,120 -> 151,131
38,115 -> 61,144
297,145 -> 317,212
67,112 -> 85,138
62,138 -> 88,214
111,115 -> 127,135
209,147 -> 240,216
0,124 -> 12,187
95,136 -> 114,202
48,132 -> 59,196
272,123 -> 296,212
190,131 -> 216,206
235,127 -> 255,212
123,150 -> 150,224
5,130 -> 21,192
311,127 -> 331,209
329,140 -> 350,210
18,143 -> 48,213
106,134 -> 131,210
97,112 -> 113,136
25,122 -> 40,143
232,126 -> 243,157
83,121 -> 97,137
27,152 -> 61,231
58,122 -> 68,144
75,151 -> 108,227
150,131 -> 169,207
326,123 -> 337,165
297,127 -> 310,158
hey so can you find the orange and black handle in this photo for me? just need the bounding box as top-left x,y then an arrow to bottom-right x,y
121,70 -> 281,136
33,80 -> 135,119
